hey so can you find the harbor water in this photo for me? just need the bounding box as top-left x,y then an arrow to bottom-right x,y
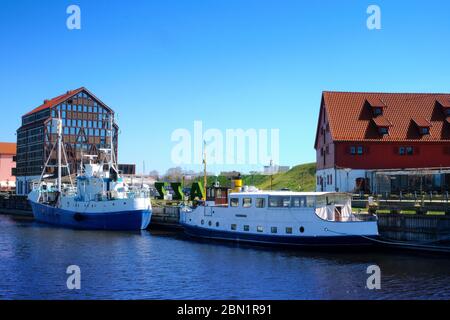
1,214 -> 449,300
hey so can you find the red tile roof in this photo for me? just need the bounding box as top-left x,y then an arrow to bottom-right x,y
0,142 -> 16,155
372,115 -> 392,127
412,117 -> 432,128
436,97 -> 450,108
24,87 -> 85,116
321,91 -> 450,143
366,97 -> 386,108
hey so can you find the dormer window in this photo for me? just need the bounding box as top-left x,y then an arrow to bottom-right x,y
412,118 -> 431,136
366,98 -> 386,116
420,127 -> 430,135
372,116 -> 392,136
437,97 -> 450,116
379,127 -> 389,135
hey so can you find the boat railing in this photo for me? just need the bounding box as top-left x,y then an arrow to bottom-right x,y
315,205 -> 378,222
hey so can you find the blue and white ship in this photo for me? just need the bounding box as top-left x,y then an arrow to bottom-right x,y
28,116 -> 152,231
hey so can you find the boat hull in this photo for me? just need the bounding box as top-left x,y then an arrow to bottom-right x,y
30,201 -> 152,231
181,223 -> 378,247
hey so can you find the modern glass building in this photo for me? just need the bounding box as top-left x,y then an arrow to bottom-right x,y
14,87 -> 119,195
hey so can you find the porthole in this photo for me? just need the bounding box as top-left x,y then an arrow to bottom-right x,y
208,221 -> 212,226
216,222 -> 219,227
201,220 -> 204,225
300,226 -> 305,233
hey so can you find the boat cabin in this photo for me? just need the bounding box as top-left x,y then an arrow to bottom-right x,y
220,192 -> 355,222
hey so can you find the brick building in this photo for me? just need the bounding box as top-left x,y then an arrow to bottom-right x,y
315,91 -> 450,194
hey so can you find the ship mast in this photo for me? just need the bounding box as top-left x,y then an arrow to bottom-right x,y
57,110 -> 63,192
203,140 -> 207,201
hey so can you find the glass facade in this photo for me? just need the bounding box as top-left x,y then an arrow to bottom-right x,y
15,90 -> 119,178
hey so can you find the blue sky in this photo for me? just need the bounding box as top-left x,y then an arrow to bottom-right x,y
1,0 -> 450,174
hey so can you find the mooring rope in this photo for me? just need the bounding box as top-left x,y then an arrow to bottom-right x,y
324,227 -> 450,250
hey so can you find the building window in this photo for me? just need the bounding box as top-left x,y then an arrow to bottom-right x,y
357,146 -> 363,155
420,127 -> 430,135
243,198 -> 252,208
271,227 -> 277,234
244,225 -> 250,232
231,224 -> 237,231
286,227 -> 293,234
406,147 -> 414,155
350,146 -> 364,155
230,198 -> 239,207
379,127 -> 389,135
257,226 -> 264,233
256,198 -> 265,208
399,146 -> 414,156
373,107 -> 382,116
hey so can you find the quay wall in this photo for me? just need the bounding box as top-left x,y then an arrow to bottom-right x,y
1,196 -> 450,244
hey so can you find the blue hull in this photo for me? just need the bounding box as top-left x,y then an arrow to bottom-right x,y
182,224 -> 378,247
30,201 -> 152,231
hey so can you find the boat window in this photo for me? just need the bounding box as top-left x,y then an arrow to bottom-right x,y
271,227 -> 277,234
316,194 -> 349,207
244,225 -> 250,232
231,224 -> 237,231
286,227 -> 293,234
291,196 -> 307,207
256,198 -> 265,208
268,196 -> 291,208
257,226 -> 264,233
230,198 -> 239,207
243,198 -> 252,208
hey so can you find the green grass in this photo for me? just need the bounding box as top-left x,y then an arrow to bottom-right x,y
251,163 -> 316,192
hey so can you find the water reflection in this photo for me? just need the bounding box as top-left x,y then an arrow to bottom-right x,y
0,215 -> 449,300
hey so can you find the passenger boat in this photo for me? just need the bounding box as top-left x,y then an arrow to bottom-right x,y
28,115 -> 152,231
180,178 -> 379,247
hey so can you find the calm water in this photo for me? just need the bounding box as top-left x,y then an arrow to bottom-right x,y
0,214 -> 450,300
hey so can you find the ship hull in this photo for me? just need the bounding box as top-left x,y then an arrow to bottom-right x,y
30,201 -> 152,231
181,223 -> 378,248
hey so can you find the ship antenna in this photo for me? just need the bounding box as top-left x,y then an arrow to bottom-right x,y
202,140 -> 207,201
57,110 -> 63,193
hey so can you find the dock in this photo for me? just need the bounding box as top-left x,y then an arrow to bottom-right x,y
2,195 -> 450,252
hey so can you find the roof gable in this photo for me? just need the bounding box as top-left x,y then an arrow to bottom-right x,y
24,87 -> 112,117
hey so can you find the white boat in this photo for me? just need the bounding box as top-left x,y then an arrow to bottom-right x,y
28,114 -> 152,231
180,189 -> 379,247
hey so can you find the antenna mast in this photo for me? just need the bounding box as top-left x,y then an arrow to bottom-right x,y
57,111 -> 63,193
203,140 -> 207,201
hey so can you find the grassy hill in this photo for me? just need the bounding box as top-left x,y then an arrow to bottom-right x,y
247,163 -> 316,192
204,163 -> 316,192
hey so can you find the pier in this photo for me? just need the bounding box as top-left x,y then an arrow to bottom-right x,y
2,195 -> 450,250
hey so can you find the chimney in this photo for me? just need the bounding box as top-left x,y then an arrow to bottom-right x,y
44,99 -> 49,104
